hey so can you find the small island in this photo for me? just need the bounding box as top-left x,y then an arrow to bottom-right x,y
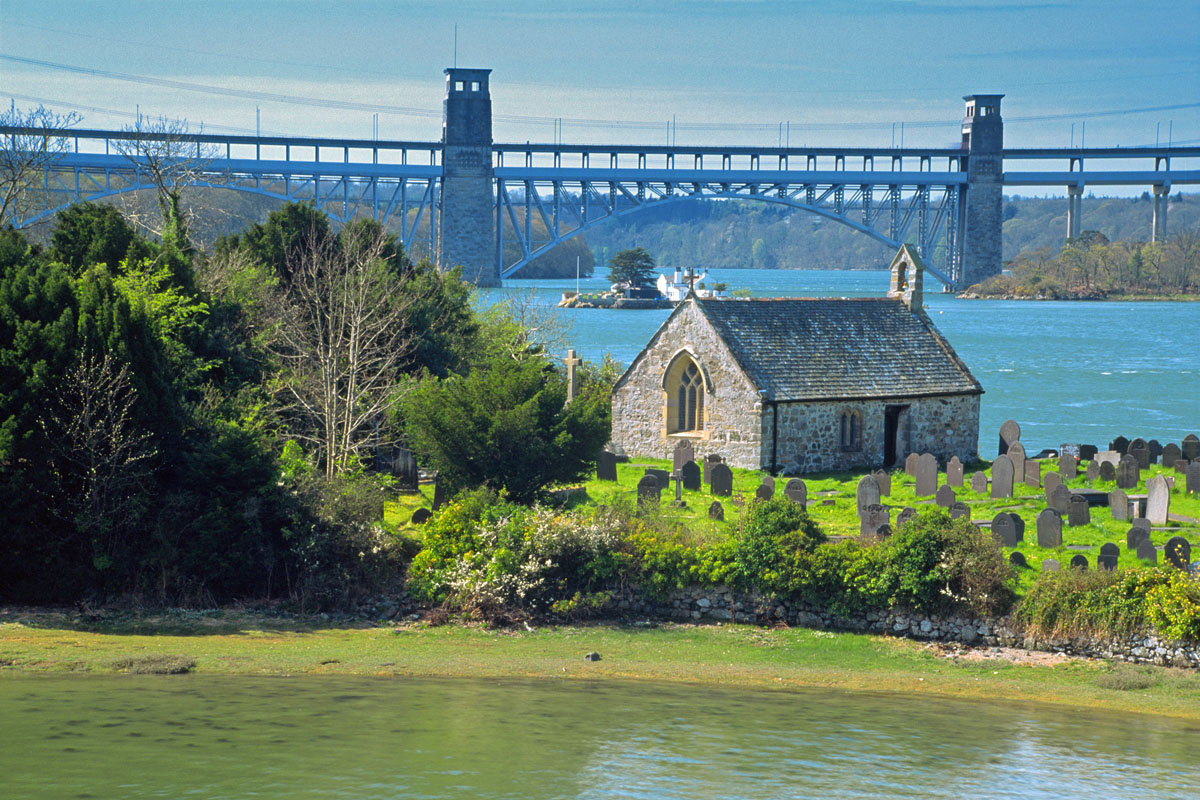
558,247 -> 732,308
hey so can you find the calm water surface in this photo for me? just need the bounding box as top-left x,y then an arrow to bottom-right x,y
489,270 -> 1200,454
2,675 -> 1198,799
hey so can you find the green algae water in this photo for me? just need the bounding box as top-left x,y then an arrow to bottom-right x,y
2,675 -> 1197,799
485,270 -> 1200,454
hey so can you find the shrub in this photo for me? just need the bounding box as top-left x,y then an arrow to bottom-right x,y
1014,566 -> 1174,639
803,539 -> 892,616
1144,569 -> 1200,642
731,497 -> 826,596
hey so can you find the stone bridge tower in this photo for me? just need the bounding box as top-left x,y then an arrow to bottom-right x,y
958,94 -> 1004,288
436,68 -> 499,287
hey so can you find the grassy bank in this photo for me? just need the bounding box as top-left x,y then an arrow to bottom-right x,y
2,610 -> 1198,719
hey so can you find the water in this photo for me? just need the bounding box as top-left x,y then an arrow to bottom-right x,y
487,270 -> 1200,454
1,675 -> 1197,799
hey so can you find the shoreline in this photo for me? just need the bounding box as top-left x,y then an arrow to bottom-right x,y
3,609 -> 1197,720
958,292 -> 1200,301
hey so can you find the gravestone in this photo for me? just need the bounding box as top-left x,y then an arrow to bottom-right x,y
896,506 -> 917,529
1044,471 -> 1063,496
709,463 -> 733,497
432,480 -> 447,511
904,452 -> 919,476
1060,443 -> 1082,460
1161,443 -> 1182,468
915,453 -> 938,496
999,419 -> 1021,456
410,507 -> 431,525
860,504 -> 890,538
755,483 -> 773,501
637,474 -> 661,505
1098,542 -> 1119,571
1042,558 -> 1060,572
597,450 -> 618,482
1182,433 -> 1200,461
1067,494 -> 1091,526
1036,509 -> 1063,549
672,439 -> 695,473
1127,438 -> 1150,470
992,512 -> 1021,547
1109,488 -> 1129,521
394,448 -> 419,492
1085,460 -> 1100,481
1110,435 -> 1130,454
1136,539 -> 1158,564
1165,536 -> 1192,570
784,478 -> 807,506
990,454 -> 1014,499
1148,439 -> 1163,464
1099,461 -> 1116,482
1070,554 -> 1089,570
936,485 -> 956,508
1048,484 -> 1073,516
761,475 -> 776,495
856,474 -> 882,517
1177,459 -> 1191,474
873,470 -> 892,496
1009,551 -> 1027,568
1024,460 -> 1041,488
645,468 -> 670,489
703,454 -> 724,486
1126,525 -> 1150,550
1007,442 -> 1026,484
950,502 -> 971,520
1079,445 -> 1098,461
708,500 -> 724,521
1187,462 -> 1200,495
1011,513 -> 1027,541
680,460 -> 702,491
1131,518 -> 1151,535
1116,455 -> 1140,489
970,472 -> 988,494
946,456 -> 963,487
1145,475 -> 1170,525
1057,453 -> 1077,479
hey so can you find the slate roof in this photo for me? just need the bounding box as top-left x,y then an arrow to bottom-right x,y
695,297 -> 983,402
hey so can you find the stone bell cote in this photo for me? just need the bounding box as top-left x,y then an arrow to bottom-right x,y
887,245 -> 924,313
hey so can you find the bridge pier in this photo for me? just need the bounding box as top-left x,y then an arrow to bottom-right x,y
1066,185 -> 1083,240
1152,185 -> 1169,242
436,68 -> 500,287
959,95 -> 1005,289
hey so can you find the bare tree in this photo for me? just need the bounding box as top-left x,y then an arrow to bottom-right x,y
486,287 -> 574,361
267,223 -> 418,479
0,104 -> 82,228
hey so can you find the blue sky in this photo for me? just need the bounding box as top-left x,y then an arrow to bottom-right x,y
2,0 -> 1198,151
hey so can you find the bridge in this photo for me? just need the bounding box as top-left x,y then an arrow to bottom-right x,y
4,67 -> 1199,289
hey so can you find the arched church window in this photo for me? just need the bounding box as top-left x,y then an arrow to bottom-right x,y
676,363 -> 704,432
840,409 -> 862,451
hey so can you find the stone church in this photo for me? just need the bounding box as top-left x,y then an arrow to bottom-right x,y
609,246 -> 983,474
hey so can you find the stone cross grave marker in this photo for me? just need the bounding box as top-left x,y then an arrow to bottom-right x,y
1182,433 -> 1200,461
904,452 -> 919,476
1042,558 -> 1060,572
936,485 -> 955,508
1136,539 -> 1158,564
950,502 -> 971,520
1110,435 -> 1130,454
1099,461 -> 1116,481
896,506 -> 917,529
1068,494 -> 1091,526
645,468 -> 670,489
915,453 -> 939,497
1165,536 -> 1192,570
992,512 -> 1020,547
784,478 -> 807,506
1161,443 -> 1182,468
1187,462 -> 1200,495
1126,525 -> 1150,550
1036,508 -> 1063,549
755,483 -> 773,501
563,348 -> 583,403
673,473 -> 684,505
1128,438 -> 1150,470
1146,475 -> 1170,525
1048,484 -> 1072,516
672,439 -> 695,474
990,454 -> 1014,499
856,474 -> 881,518
1085,460 -> 1100,481
410,507 -> 431,525
1070,554 -> 1089,570
970,472 -> 988,494
1009,551 -> 1027,568
1109,488 -> 1129,521
999,419 -> 1021,457
1043,470 -> 1063,497
680,460 -> 702,491
860,504 -> 890,538
946,456 -> 963,487
709,463 -> 733,497
1057,452 -> 1078,479
1098,542 -> 1119,571
873,470 -> 891,496
637,474 -> 661,505
708,500 -> 724,521
597,450 -> 618,482
1116,455 -> 1140,489
1024,460 -> 1041,488
1148,439 -> 1163,464
1007,442 -> 1026,485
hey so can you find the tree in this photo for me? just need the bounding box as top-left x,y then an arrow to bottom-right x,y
606,247 -> 656,287
50,202 -> 153,276
0,105 -> 82,228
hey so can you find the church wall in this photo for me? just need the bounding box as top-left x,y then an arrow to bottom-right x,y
611,302 -> 766,469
